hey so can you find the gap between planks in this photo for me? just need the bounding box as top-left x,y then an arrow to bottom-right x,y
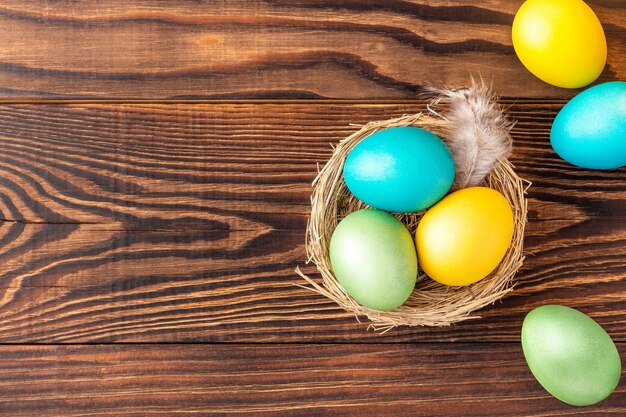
0,98 -> 569,105
0,341 -> 623,345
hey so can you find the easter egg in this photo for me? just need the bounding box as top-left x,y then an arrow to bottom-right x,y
551,81 -> 626,169
522,305 -> 621,406
344,126 -> 455,212
512,0 -> 606,88
329,209 -> 417,311
415,187 -> 514,286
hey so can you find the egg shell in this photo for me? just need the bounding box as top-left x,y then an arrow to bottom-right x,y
551,81 -> 626,170
512,0 -> 606,88
329,209 -> 417,311
522,305 -> 621,406
415,187 -> 514,286
343,126 -> 455,212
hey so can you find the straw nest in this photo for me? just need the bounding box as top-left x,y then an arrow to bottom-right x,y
296,82 -> 530,331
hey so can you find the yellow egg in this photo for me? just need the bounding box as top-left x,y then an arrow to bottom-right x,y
416,187 -> 514,286
512,0 -> 606,88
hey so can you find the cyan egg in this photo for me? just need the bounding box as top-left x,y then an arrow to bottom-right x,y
522,305 -> 621,406
344,126 -> 455,212
329,209 -> 417,311
551,81 -> 626,169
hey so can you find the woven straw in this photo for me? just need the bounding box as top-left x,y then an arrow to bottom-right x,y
296,111 -> 530,331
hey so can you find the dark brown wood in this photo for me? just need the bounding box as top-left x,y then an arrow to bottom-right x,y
2,1 -> 624,413
0,0 -> 623,99
0,102 -> 623,343
0,343 -> 623,416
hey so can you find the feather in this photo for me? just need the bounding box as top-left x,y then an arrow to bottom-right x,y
427,79 -> 514,190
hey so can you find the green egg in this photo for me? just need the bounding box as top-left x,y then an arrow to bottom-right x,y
329,209 -> 417,311
521,305 -> 621,406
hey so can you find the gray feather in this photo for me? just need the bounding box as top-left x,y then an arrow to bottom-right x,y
427,80 -> 514,190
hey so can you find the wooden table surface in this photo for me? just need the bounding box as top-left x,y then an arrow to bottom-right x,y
0,1 -> 624,415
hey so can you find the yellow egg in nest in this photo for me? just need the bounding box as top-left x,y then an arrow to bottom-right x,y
416,187 -> 514,287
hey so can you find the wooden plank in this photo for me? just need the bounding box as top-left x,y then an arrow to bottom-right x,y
0,102 -> 624,343
0,1 -> 623,99
0,343 -> 624,416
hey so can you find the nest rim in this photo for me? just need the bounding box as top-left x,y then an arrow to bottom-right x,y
297,113 -> 529,331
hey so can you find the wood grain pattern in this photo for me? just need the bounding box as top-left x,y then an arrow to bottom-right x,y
0,343 -> 624,416
0,102 -> 624,343
0,0 -> 623,99
3,1 -> 624,414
